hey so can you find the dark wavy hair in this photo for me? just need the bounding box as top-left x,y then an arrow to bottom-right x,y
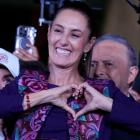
51,1 -> 95,40
50,1 -> 95,78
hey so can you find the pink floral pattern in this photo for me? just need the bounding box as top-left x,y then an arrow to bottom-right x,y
68,98 -> 103,140
14,70 -> 106,140
15,70 -> 52,140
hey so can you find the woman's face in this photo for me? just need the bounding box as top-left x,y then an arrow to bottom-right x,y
48,9 -> 92,68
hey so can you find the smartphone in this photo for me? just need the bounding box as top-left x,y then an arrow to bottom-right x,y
15,25 -> 37,53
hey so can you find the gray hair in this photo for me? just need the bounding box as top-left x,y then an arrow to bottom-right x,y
93,34 -> 138,67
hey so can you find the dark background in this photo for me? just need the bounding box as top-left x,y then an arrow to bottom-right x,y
0,1 -> 37,51
0,0 -> 109,63
0,0 -> 49,63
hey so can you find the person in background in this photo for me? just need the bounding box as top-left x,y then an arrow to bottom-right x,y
13,44 -> 39,61
0,46 -> 39,139
0,43 -> 41,118
0,48 -> 20,140
75,34 -> 140,140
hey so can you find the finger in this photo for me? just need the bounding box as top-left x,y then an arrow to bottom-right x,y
74,107 -> 88,120
13,50 -> 25,60
17,48 -> 27,54
51,85 -> 75,99
20,50 -> 31,59
79,86 -> 85,97
63,105 -> 76,118
83,82 -> 101,96
71,84 -> 81,99
72,90 -> 80,99
15,46 -> 39,61
26,44 -> 39,60
14,48 -> 29,61
61,84 -> 77,94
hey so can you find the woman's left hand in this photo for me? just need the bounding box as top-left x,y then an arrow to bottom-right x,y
74,82 -> 113,120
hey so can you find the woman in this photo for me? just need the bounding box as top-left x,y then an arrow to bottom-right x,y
2,1 -> 98,140
1,2 -> 140,140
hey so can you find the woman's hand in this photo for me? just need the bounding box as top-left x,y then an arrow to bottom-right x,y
23,84 -> 78,118
47,84 -> 78,118
74,82 -> 113,120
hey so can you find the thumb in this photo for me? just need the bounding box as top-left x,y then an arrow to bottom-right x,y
74,107 -> 87,120
63,105 -> 76,119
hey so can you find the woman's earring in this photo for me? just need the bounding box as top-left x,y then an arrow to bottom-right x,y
83,53 -> 87,61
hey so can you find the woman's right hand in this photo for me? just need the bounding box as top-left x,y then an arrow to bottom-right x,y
46,85 -> 77,114
24,84 -> 78,118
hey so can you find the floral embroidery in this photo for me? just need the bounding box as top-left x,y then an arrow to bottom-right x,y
13,70 -> 112,140
14,70 -> 52,140
68,98 -> 103,140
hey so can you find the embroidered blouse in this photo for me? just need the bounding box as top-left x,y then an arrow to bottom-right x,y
11,70 -> 114,140
37,83 -> 69,139
1,68 -> 140,140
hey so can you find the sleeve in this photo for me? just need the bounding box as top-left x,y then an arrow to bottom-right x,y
109,87 -> 140,131
0,79 -> 24,118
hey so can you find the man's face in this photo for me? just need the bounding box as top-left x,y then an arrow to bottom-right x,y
0,68 -> 14,89
91,40 -> 136,95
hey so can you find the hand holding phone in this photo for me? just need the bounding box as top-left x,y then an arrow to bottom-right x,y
15,25 -> 37,53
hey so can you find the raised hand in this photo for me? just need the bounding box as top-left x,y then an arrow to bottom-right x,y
13,44 -> 39,61
74,82 -> 113,120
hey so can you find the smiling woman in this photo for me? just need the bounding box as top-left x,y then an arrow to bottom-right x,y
10,1 -> 96,139
0,1 -> 98,140
48,9 -> 93,70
